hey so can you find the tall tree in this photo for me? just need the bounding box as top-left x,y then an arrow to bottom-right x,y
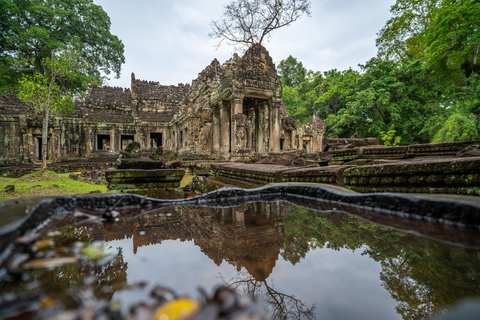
0,0 -> 125,91
426,0 -> 480,78
209,0 -> 311,50
278,55 -> 307,87
376,0 -> 442,62
17,49 -> 81,169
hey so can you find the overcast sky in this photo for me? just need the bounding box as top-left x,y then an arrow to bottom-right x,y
93,0 -> 397,88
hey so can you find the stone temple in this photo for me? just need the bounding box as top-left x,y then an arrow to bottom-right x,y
0,44 -> 326,164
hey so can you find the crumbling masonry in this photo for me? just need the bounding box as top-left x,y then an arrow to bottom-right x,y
0,45 -> 326,164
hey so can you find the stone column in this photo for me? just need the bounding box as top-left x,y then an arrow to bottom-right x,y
220,101 -> 230,154
269,100 -> 280,152
256,102 -> 266,152
213,105 -> 220,153
233,208 -> 246,229
230,98 -> 243,154
290,128 -> 296,149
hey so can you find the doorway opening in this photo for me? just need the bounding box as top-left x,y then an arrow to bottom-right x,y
36,137 -> 50,161
121,135 -> 134,150
150,132 -> 163,147
97,134 -> 111,150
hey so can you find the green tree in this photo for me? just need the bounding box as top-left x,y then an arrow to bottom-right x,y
0,0 -> 124,91
323,58 -> 438,143
426,0 -> 480,78
376,0 -> 442,62
17,49 -> 81,169
281,70 -> 322,123
313,68 -> 359,121
432,113 -> 478,142
278,55 -> 307,87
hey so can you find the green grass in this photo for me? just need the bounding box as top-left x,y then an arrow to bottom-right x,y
0,170 -> 108,201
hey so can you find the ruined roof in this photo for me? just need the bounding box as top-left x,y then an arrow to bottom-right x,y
0,93 -> 30,116
131,73 -> 190,102
138,111 -> 174,123
85,86 -> 132,108
86,111 -> 133,123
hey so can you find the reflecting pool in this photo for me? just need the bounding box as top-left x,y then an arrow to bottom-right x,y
1,201 -> 480,319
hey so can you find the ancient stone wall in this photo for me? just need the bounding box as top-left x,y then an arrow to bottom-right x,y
0,44 -> 326,164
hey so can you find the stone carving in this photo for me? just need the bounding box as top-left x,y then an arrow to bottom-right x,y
233,113 -> 249,151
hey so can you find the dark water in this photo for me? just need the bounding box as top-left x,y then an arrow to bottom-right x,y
1,201 -> 480,319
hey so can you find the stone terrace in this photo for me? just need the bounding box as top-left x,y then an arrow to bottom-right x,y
209,155 -> 480,196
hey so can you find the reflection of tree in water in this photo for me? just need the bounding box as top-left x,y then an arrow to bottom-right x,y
220,269 -> 316,320
282,206 -> 480,320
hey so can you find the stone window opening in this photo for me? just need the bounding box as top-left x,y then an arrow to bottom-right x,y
97,134 -> 111,150
183,128 -> 188,147
121,135 -> 134,150
150,132 -> 163,148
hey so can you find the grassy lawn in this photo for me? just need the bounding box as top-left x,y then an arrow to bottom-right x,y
0,170 -> 108,201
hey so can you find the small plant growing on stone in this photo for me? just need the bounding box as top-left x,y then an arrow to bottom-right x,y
380,130 -> 401,147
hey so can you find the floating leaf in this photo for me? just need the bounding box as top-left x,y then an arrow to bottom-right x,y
153,299 -> 199,320
21,257 -> 78,269
81,244 -> 111,261
32,240 -> 54,251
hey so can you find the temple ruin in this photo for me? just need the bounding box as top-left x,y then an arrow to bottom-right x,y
0,44 -> 326,164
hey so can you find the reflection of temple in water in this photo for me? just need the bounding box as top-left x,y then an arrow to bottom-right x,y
87,202 -> 290,281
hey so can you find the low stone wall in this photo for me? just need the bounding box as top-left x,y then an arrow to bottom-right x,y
281,165 -> 353,187
210,157 -> 480,196
105,169 -> 185,192
324,140 -> 480,163
211,163 -> 292,188
344,157 -> 480,195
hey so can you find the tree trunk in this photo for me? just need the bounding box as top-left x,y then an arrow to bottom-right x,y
473,44 -> 479,67
41,107 -> 49,170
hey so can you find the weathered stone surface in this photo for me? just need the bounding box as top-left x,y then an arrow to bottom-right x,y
105,168 -> 185,191
327,140 -> 480,163
116,158 -> 165,170
211,163 -> 293,187
344,157 -> 480,195
282,165 -> 354,187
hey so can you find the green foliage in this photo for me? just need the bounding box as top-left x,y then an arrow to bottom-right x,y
17,51 -> 80,115
376,0 -> 442,62
322,58 -> 438,144
432,113 -> 478,142
278,55 -> 307,87
281,71 -> 323,123
426,0 -> 480,78
0,0 -> 125,91
283,0 -> 480,144
380,130 -> 402,146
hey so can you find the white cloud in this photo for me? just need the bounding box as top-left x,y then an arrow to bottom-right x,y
94,0 -> 396,88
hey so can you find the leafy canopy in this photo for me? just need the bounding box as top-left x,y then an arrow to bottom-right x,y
0,0 -> 125,91
278,55 -> 307,87
376,0 -> 442,62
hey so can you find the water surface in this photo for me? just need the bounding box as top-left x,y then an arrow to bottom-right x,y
1,201 -> 479,319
